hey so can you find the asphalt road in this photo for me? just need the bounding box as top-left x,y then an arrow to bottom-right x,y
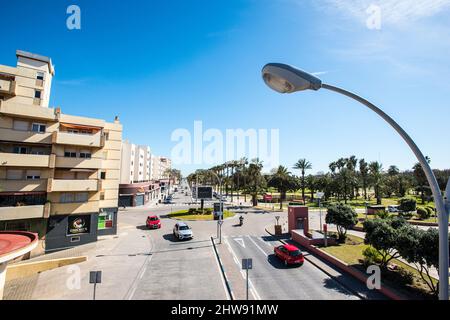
223,234 -> 359,300
119,185 -> 229,300
117,181 -> 385,300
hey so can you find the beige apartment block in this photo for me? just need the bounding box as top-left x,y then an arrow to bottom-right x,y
0,50 -> 122,254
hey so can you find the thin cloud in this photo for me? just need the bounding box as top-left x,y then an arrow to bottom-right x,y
318,0 -> 450,26
54,78 -> 90,86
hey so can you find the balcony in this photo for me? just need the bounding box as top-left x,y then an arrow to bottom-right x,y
0,203 -> 50,221
0,79 -> 17,96
0,128 -> 52,144
52,131 -> 102,148
0,153 -> 50,167
51,201 -> 99,215
47,178 -> 99,192
55,156 -> 102,169
0,179 -> 47,192
0,100 -> 56,120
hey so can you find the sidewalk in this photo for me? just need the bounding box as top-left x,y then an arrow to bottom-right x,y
3,222 -> 151,300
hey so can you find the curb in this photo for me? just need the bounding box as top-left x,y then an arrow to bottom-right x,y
210,237 -> 234,300
264,226 -> 366,300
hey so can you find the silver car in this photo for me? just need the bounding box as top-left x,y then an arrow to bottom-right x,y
173,222 -> 193,240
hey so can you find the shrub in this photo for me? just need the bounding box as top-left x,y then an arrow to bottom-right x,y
376,210 -> 390,219
362,246 -> 382,267
398,197 -> 416,213
416,207 -> 430,220
399,211 -> 414,219
425,206 -> 435,217
326,203 -> 358,241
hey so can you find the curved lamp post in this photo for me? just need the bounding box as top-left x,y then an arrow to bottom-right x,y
262,62 -> 449,300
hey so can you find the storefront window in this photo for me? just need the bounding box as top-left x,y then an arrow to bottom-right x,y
98,212 -> 114,230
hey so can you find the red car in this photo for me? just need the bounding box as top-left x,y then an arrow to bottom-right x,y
274,244 -> 304,266
146,215 -> 161,229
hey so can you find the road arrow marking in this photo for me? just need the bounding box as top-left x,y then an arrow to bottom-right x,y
233,237 -> 245,248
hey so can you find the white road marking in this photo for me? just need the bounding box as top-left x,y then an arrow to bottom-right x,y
225,237 -> 261,300
211,242 -> 233,300
233,237 -> 246,248
246,235 -> 268,257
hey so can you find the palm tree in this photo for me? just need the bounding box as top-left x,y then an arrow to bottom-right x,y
268,166 -> 298,209
293,159 -> 312,203
246,158 -> 266,206
359,159 -> 369,200
369,161 -> 384,205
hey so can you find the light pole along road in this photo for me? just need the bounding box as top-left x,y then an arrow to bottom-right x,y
261,62 -> 450,300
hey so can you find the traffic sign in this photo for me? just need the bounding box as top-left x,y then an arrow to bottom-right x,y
316,192 -> 325,199
89,271 -> 102,284
242,258 -> 253,270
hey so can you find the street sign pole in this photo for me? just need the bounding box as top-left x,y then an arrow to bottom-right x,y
246,268 -> 249,300
242,258 -> 252,300
89,271 -> 102,300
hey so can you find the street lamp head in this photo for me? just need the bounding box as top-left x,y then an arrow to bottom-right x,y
261,63 -> 322,93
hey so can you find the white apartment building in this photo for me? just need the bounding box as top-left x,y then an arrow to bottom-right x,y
151,155 -> 172,180
119,141 -> 160,207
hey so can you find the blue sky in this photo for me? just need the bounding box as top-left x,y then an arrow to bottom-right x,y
1,0 -> 449,176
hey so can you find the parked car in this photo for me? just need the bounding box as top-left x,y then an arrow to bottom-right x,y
388,205 -> 400,213
274,244 -> 304,266
173,222 -> 193,240
146,215 -> 161,229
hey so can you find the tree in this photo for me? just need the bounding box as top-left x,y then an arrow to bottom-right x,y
369,161 -> 384,205
245,158 -> 266,206
397,226 -> 440,296
325,203 -> 358,241
398,197 -> 417,213
268,166 -> 298,209
305,175 -> 317,201
293,159 -> 312,203
359,159 -> 369,200
413,156 -> 431,204
363,217 -> 406,269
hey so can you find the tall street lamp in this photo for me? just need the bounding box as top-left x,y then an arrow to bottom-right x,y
261,62 -> 449,300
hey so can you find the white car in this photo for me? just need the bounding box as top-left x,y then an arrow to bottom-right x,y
388,205 -> 400,213
173,222 -> 193,240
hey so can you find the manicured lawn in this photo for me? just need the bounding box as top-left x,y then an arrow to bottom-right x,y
168,210 -> 235,220
319,233 -> 437,299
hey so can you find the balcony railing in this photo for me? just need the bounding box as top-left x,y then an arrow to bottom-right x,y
47,178 -> 99,192
0,100 -> 56,120
0,179 -> 47,192
0,203 -> 50,221
0,79 -> 17,96
55,156 -> 102,169
0,152 -> 50,167
52,131 -> 103,148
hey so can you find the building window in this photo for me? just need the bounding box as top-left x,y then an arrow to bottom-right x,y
26,170 -> 41,180
98,212 -> 114,230
100,192 -> 105,200
100,171 -> 106,180
36,72 -> 44,81
13,146 -> 28,154
64,151 -> 77,158
34,90 -> 42,99
6,170 -> 23,180
79,152 -> 92,159
104,132 -> 109,140
60,192 -> 88,203
31,123 -> 46,133
13,120 -> 29,131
